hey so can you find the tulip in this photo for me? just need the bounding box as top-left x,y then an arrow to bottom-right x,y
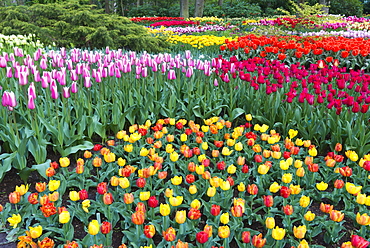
252,233 -> 266,248
302,211 -> 315,222
189,185 -> 197,194
171,176 -> 182,185
160,203 -> 171,216
269,182 -> 281,193
48,180 -> 60,191
351,235 -> 370,248
40,202 -> 57,217
265,217 -> 275,229
203,224 -> 212,238
35,182 -> 46,193
220,212 -> 229,224
38,237 -> 55,248
320,203 -> 333,213
103,192 -> 114,204
136,202 -> 146,213
88,220 -> 100,235
218,225 -> 230,238
165,188 -> 173,198
119,177 -> 130,189
316,181 -> 328,191
29,225 -> 42,239
196,231 -> 209,244
293,225 -> 307,239
175,210 -> 187,224
143,224 -> 156,239
272,226 -> 286,240
188,208 -> 201,220
7,214 -> 21,228
346,182 -> 362,195
247,184 -> 258,195
210,204 -> 221,216
258,164 -> 270,174
231,204 -> 243,217
334,179 -> 345,189
330,210 -> 345,222
190,199 -> 201,209
69,191 -> 80,201
299,195 -> 310,208
82,200 -> 90,213
242,231 -> 251,243
59,210 -> 71,224
101,221 -> 112,234
97,182 -> 108,194
131,211 -> 145,225
48,192 -> 59,201
298,239 -> 309,248
262,195 -> 273,207
356,212 -> 370,226
282,173 -> 292,183
9,191 -> 21,204
163,227 -> 176,242
147,196 -> 158,208
280,186 -> 291,198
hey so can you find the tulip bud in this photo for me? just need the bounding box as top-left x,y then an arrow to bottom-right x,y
101,221 -> 112,234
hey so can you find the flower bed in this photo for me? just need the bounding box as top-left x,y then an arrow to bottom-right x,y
1,116 -> 369,247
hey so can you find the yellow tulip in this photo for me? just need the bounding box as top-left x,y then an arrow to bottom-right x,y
272,226 -> 286,240
189,185 -> 197,194
288,129 -> 298,139
140,191 -> 150,201
69,191 -> 80,201
220,212 -> 229,224
293,225 -> 307,239
119,177 -> 130,189
171,176 -> 182,185
218,225 -> 230,238
316,181 -> 328,191
299,195 -> 310,208
258,164 -> 270,175
82,199 -> 90,213
48,180 -> 60,191
207,186 -> 216,197
88,220 -> 100,235
175,210 -> 186,224
169,196 -> 183,206
59,211 -> 71,224
190,199 -> 201,209
7,214 -> 21,228
227,164 -> 236,174
282,173 -> 292,184
160,203 -> 170,216
265,217 -> 275,229
269,182 -> 281,193
170,152 -> 179,162
346,182 -> 362,195
29,225 -> 42,238
304,211 -> 315,221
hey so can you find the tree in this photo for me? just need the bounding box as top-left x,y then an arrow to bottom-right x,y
180,0 -> 189,18
194,0 -> 204,17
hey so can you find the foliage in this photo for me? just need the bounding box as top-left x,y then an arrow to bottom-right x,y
0,2 -> 170,52
203,2 -> 262,18
329,0 -> 364,17
277,0 -> 326,22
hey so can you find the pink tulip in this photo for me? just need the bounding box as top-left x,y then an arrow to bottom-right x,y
27,95 -> 35,109
62,87 -> 70,98
71,82 -> 78,94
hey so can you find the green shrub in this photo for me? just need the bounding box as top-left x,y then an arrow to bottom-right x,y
0,2 -> 170,52
329,0 -> 363,17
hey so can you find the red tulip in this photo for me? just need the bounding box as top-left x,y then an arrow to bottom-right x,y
196,231 -> 209,244
101,221 -> 112,234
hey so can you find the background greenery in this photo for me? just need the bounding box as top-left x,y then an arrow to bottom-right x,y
0,0 -> 368,17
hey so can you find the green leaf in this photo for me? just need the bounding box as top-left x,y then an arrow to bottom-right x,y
62,141 -> 94,157
0,152 -> 16,183
32,159 -> 51,179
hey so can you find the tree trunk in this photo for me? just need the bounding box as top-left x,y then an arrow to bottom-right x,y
218,0 -> 223,6
319,0 -> 330,14
180,0 -> 189,19
105,0 -> 110,13
194,0 -> 205,17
